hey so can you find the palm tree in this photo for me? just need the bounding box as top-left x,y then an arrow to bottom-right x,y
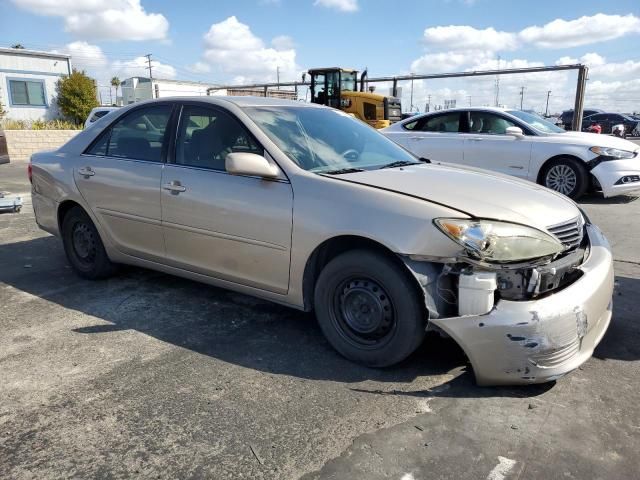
110,77 -> 121,106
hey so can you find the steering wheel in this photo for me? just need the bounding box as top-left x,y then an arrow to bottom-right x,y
341,149 -> 360,161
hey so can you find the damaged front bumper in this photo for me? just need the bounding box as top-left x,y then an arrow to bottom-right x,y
591,158 -> 640,197
429,224 -> 614,386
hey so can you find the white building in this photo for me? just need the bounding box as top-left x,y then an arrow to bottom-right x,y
121,77 -> 220,104
0,47 -> 71,121
121,77 -> 298,104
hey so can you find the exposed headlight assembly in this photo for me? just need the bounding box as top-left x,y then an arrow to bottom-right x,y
589,146 -> 636,159
434,218 -> 564,263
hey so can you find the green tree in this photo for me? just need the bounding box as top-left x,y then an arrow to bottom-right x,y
110,76 -> 121,106
55,69 -> 99,124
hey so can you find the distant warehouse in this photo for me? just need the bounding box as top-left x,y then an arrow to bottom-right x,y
120,76 -> 297,104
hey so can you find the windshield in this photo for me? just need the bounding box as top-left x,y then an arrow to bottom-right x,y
507,110 -> 565,134
244,106 -> 419,173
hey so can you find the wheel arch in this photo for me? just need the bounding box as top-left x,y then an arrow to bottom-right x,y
536,154 -> 588,184
301,235 -> 414,312
57,199 -> 85,232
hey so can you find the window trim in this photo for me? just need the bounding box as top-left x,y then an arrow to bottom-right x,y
6,77 -> 48,108
82,102 -> 177,163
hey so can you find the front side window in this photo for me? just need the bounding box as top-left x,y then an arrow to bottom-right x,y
245,106 -> 419,173
86,105 -> 171,162
176,105 -> 262,170
9,79 -> 46,106
469,112 -> 516,135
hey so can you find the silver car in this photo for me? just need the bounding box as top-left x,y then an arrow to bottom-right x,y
30,97 -> 614,386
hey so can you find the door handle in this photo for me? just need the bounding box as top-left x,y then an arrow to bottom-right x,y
163,181 -> 186,194
78,167 -> 95,177
409,136 -> 424,140
468,137 -> 483,141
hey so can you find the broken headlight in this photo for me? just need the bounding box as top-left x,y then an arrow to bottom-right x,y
434,218 -> 564,263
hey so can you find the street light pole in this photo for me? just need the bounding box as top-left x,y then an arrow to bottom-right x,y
545,90 -> 551,116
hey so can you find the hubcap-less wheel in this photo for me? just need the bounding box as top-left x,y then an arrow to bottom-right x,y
332,277 -> 396,348
545,164 -> 577,195
72,222 -> 97,265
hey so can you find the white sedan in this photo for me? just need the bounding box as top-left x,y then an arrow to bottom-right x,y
382,107 -> 640,199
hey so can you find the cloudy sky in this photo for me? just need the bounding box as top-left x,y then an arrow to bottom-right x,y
2,0 -> 639,113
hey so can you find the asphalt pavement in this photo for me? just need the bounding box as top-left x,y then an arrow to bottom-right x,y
1,160 -> 639,479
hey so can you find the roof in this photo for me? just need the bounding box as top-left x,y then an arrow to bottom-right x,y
0,47 -> 70,60
132,95 -> 319,108
307,67 -> 358,73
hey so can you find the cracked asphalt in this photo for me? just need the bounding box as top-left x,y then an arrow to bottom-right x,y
1,159 -> 639,479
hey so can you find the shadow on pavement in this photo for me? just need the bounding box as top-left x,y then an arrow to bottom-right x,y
2,234 -> 636,395
577,193 -> 639,205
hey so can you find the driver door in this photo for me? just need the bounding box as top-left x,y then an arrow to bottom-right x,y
161,103 -> 293,294
460,111 -> 532,178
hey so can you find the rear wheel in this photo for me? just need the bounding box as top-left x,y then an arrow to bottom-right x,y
61,206 -> 117,279
541,157 -> 588,199
314,249 -> 426,367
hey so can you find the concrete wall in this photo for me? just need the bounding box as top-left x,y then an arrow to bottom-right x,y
3,129 -> 79,162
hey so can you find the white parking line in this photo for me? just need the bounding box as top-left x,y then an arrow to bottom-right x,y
486,456 -> 516,480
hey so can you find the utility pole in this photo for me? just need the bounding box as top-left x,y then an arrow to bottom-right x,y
426,94 -> 431,112
494,55 -> 501,107
145,53 -> 153,80
519,86 -> 525,110
545,90 -> 551,116
276,66 -> 280,90
467,95 -> 472,106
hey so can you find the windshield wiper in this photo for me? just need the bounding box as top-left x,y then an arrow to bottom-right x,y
321,167 -> 365,175
379,160 -> 422,169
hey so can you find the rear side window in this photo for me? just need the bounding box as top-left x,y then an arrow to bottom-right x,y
419,113 -> 461,132
86,105 -> 172,162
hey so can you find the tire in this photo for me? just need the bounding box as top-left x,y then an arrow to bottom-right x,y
314,249 -> 426,367
541,157 -> 588,199
61,206 -> 117,280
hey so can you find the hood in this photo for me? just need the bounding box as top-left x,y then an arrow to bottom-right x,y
337,163 -> 581,231
557,131 -> 640,151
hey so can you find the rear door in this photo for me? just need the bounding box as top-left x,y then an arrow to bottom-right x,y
160,103 -> 293,294
75,103 -> 174,262
386,112 -> 464,163
459,111 -> 532,178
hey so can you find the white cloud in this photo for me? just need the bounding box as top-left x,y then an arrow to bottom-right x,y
422,25 -> 518,52
199,16 -> 298,83
11,0 -> 169,41
314,0 -> 358,12
53,41 -> 108,70
410,51 -> 494,73
519,13 -> 640,49
187,61 -> 211,74
272,35 -> 295,51
112,56 -> 176,79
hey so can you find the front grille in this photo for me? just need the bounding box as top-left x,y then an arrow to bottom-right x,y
547,216 -> 584,251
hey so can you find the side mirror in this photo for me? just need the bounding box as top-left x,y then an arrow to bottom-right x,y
505,126 -> 524,138
225,152 -> 279,178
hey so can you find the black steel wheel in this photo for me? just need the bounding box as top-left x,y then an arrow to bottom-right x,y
314,249 -> 426,367
61,206 -> 117,279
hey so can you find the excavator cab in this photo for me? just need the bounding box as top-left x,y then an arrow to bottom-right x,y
308,68 -> 401,129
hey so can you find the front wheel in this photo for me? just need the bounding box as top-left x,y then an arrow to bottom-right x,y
314,250 -> 426,367
541,157 -> 588,199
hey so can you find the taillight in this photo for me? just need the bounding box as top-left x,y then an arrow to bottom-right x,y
28,162 -> 33,183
